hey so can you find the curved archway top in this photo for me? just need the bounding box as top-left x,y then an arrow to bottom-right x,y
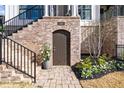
51,26 -> 73,33
53,29 -> 70,33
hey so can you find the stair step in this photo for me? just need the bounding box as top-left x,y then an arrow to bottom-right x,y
32,22 -> 38,26
0,70 -> 12,78
15,70 -> 26,74
23,74 -> 30,78
22,27 -> 30,31
9,76 -> 21,82
5,65 -> 14,69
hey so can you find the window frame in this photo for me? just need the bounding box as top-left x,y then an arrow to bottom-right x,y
78,5 -> 92,20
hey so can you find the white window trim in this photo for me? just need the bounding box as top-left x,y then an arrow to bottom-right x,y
80,5 -> 100,26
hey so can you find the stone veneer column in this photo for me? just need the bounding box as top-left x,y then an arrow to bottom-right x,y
45,5 -> 49,16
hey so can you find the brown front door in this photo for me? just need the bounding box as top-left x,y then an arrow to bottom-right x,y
53,30 -> 70,65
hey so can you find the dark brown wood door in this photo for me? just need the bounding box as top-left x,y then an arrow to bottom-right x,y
53,30 -> 70,65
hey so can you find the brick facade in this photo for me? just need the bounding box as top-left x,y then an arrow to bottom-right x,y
117,16 -> 124,45
81,26 -> 91,54
101,17 -> 117,57
80,18 -> 118,57
11,16 -> 81,66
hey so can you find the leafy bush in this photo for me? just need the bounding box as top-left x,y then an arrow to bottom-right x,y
92,65 -> 102,74
40,43 -> 51,62
116,61 -> 124,70
108,60 -> 117,70
81,57 -> 92,69
98,56 -> 106,66
36,43 -> 51,65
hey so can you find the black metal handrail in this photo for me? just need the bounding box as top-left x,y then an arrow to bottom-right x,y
3,6 -> 37,24
1,35 -> 36,83
2,5 -> 44,36
116,45 -> 124,61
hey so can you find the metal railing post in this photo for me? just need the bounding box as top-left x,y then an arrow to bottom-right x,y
115,45 -> 117,59
0,32 -> 2,64
34,53 -> 36,83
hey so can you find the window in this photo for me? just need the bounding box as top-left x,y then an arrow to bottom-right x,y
19,5 -> 44,19
119,6 -> 124,16
78,5 -> 92,20
19,5 -> 27,19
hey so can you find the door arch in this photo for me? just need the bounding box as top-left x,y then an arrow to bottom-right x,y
53,30 -> 70,65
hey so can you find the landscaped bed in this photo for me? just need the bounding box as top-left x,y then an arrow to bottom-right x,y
73,54 -> 124,88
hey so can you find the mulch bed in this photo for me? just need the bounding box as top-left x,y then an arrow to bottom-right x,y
79,71 -> 124,88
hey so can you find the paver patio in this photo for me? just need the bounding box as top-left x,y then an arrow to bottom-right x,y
35,66 -> 82,88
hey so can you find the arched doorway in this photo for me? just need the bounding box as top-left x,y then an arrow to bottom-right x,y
53,30 -> 70,65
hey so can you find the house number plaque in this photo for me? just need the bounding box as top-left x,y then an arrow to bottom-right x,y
57,22 -> 65,26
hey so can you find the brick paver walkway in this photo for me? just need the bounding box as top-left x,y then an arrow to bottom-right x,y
35,66 -> 81,88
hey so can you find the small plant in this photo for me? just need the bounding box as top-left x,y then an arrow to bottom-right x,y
40,43 -> 51,62
36,43 -> 51,65
92,65 -> 101,74
116,61 -> 124,70
98,56 -> 106,66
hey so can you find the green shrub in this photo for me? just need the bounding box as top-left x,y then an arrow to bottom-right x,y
116,61 -> 124,70
108,60 -> 117,70
98,54 -> 110,66
81,68 -> 93,79
36,43 -> 51,65
39,43 -> 51,62
82,57 -> 92,69
76,57 -> 92,69
92,65 -> 102,74
98,56 -> 106,66
75,55 -> 122,79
